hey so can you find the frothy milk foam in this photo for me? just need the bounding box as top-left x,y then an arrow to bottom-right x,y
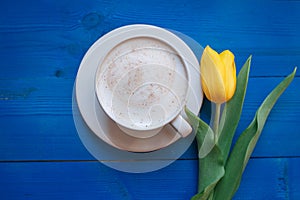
97,37 -> 189,130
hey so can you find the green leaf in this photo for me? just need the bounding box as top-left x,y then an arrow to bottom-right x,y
186,56 -> 252,200
218,56 -> 251,163
214,67 -> 297,200
186,108 -> 225,200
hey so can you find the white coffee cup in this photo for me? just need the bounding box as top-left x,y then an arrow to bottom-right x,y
95,26 -> 194,138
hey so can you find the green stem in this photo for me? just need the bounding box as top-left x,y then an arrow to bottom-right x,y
208,189 -> 214,200
213,103 -> 221,141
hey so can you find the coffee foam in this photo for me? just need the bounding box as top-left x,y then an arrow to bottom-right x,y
97,37 -> 188,130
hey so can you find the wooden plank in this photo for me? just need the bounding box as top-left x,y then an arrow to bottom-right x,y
0,158 -> 299,199
1,109 -> 300,161
0,76 -> 298,117
0,76 -> 299,160
1,0 -> 299,199
235,158 -> 300,200
0,115 -> 93,161
0,1 -> 299,78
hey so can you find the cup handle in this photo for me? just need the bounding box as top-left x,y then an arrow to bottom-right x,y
170,115 -> 192,137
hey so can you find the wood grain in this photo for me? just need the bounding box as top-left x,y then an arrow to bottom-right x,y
0,158 -> 299,200
1,0 -> 300,199
0,76 -> 298,160
0,1 -> 299,79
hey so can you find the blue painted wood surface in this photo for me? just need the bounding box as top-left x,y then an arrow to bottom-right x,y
0,0 -> 299,199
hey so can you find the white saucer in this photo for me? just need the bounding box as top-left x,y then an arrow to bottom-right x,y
75,24 -> 203,152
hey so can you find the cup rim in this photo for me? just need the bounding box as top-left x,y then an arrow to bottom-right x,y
94,24 -> 196,132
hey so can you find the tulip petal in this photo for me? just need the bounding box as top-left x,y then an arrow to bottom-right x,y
206,46 -> 226,78
220,50 -> 236,100
200,46 -> 227,103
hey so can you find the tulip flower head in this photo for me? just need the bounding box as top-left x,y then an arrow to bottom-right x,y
200,45 -> 237,104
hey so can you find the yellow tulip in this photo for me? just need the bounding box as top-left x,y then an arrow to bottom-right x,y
200,45 -> 236,104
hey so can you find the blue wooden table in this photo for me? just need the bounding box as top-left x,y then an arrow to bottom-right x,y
1,0 -> 299,199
